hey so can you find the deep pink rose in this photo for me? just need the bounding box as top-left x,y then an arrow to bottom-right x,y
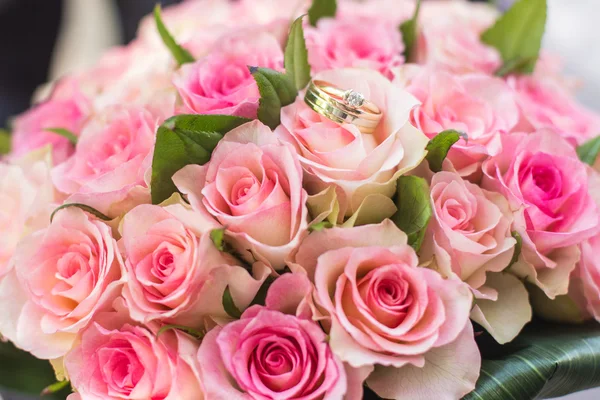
120,203 -> 270,327
275,68 -> 428,217
482,130 -> 600,297
407,69 -> 518,177
509,75 -> 600,145
290,221 -> 480,400
65,310 -> 203,400
52,107 -> 156,217
11,80 -> 90,165
174,120 -> 308,270
172,29 -> 284,118
0,208 -> 123,358
305,16 -> 404,79
421,171 -> 531,343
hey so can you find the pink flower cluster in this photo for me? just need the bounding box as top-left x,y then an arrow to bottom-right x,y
1,0 -> 600,399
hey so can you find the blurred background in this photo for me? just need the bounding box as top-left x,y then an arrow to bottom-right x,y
0,0 -> 599,399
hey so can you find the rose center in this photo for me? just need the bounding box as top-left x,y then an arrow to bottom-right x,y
99,343 -> 143,396
531,165 -> 562,198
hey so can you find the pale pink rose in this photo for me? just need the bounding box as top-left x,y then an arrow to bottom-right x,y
290,221 -> 480,400
509,75 -> 600,145
233,0 -> 306,44
275,68 -> 428,217
11,80 -> 91,165
576,234 -> 600,322
52,107 -> 156,218
0,207 -> 124,359
417,1 -> 501,74
65,310 -> 203,400
482,130 -> 600,298
305,16 -> 405,79
407,69 -> 519,177
172,29 -> 284,118
198,272 -> 357,400
337,0 -> 415,25
0,149 -> 56,277
120,203 -> 270,327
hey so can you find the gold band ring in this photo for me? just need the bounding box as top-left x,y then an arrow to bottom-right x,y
304,80 -> 383,134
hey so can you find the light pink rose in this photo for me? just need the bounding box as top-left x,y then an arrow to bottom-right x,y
576,235 -> 600,322
0,207 -> 123,359
172,29 -> 284,118
275,68 -> 428,217
52,107 -> 156,218
509,75 -> 600,146
305,16 -> 405,79
416,1 -> 501,74
290,221 -> 480,400
407,69 -> 519,177
120,203 -> 270,327
65,310 -> 203,400
337,0 -> 415,25
174,120 -> 308,270
11,80 -> 91,165
482,130 -> 600,297
198,273 -> 358,400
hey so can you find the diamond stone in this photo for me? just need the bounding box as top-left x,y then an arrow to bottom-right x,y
343,90 -> 365,109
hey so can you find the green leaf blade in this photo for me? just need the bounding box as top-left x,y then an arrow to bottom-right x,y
308,0 -> 337,26
577,135 -> 600,165
399,0 -> 421,61
156,324 -> 204,340
285,16 -> 312,91
222,286 -> 243,319
154,4 -> 195,66
481,0 -> 547,75
250,67 -> 298,130
425,129 -> 462,172
391,176 -> 432,252
45,127 -> 78,146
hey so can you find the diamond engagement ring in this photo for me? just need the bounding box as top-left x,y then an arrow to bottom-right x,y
304,80 -> 383,134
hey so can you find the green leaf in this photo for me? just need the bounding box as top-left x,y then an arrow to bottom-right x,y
45,127 -> 78,145
154,4 -> 195,66
151,114 -> 250,204
250,67 -> 298,130
50,203 -> 111,223
425,129 -> 462,173
391,176 -> 432,252
0,128 -> 11,154
309,220 -> 333,232
156,324 -> 204,340
284,15 -> 311,90
508,231 -> 522,268
481,0 -> 547,75
222,286 -> 243,319
399,0 -> 421,61
210,228 -> 226,251
577,135 -> 600,165
41,380 -> 69,396
308,0 -> 337,26
464,322 -> 600,400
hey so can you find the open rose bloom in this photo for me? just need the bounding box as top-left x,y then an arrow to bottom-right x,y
2,0 -> 600,399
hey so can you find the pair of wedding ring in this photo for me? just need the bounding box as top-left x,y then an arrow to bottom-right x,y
304,80 -> 382,134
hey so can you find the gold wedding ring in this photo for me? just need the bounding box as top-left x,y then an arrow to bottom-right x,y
304,80 -> 382,134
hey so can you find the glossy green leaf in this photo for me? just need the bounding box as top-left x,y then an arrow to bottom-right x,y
46,127 -> 78,145
222,286 -> 243,319
464,322 -> 600,399
391,176 -> 432,252
285,16 -> 311,90
425,129 -> 462,172
250,67 -> 298,130
154,4 -> 195,66
150,114 -> 250,204
50,203 -> 111,223
308,0 -> 337,26
577,135 -> 600,165
399,0 -> 421,61
0,128 -> 10,154
156,324 -> 204,340
481,0 -> 547,75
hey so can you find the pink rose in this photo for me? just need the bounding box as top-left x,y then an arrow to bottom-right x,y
172,29 -> 284,118
407,69 -> 518,177
509,75 -> 600,145
305,16 -> 405,79
0,207 -> 123,358
275,68 -> 428,217
174,120 -> 308,270
576,235 -> 600,321
291,221 -> 480,400
11,80 -> 90,165
198,273 -> 358,400
482,130 -> 600,297
120,203 -> 270,327
65,310 -> 203,400
337,0 -> 415,25
421,171 -> 531,343
52,107 -> 156,217
416,1 -> 501,74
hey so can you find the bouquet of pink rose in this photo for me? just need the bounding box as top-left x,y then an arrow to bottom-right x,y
2,0 -> 600,399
